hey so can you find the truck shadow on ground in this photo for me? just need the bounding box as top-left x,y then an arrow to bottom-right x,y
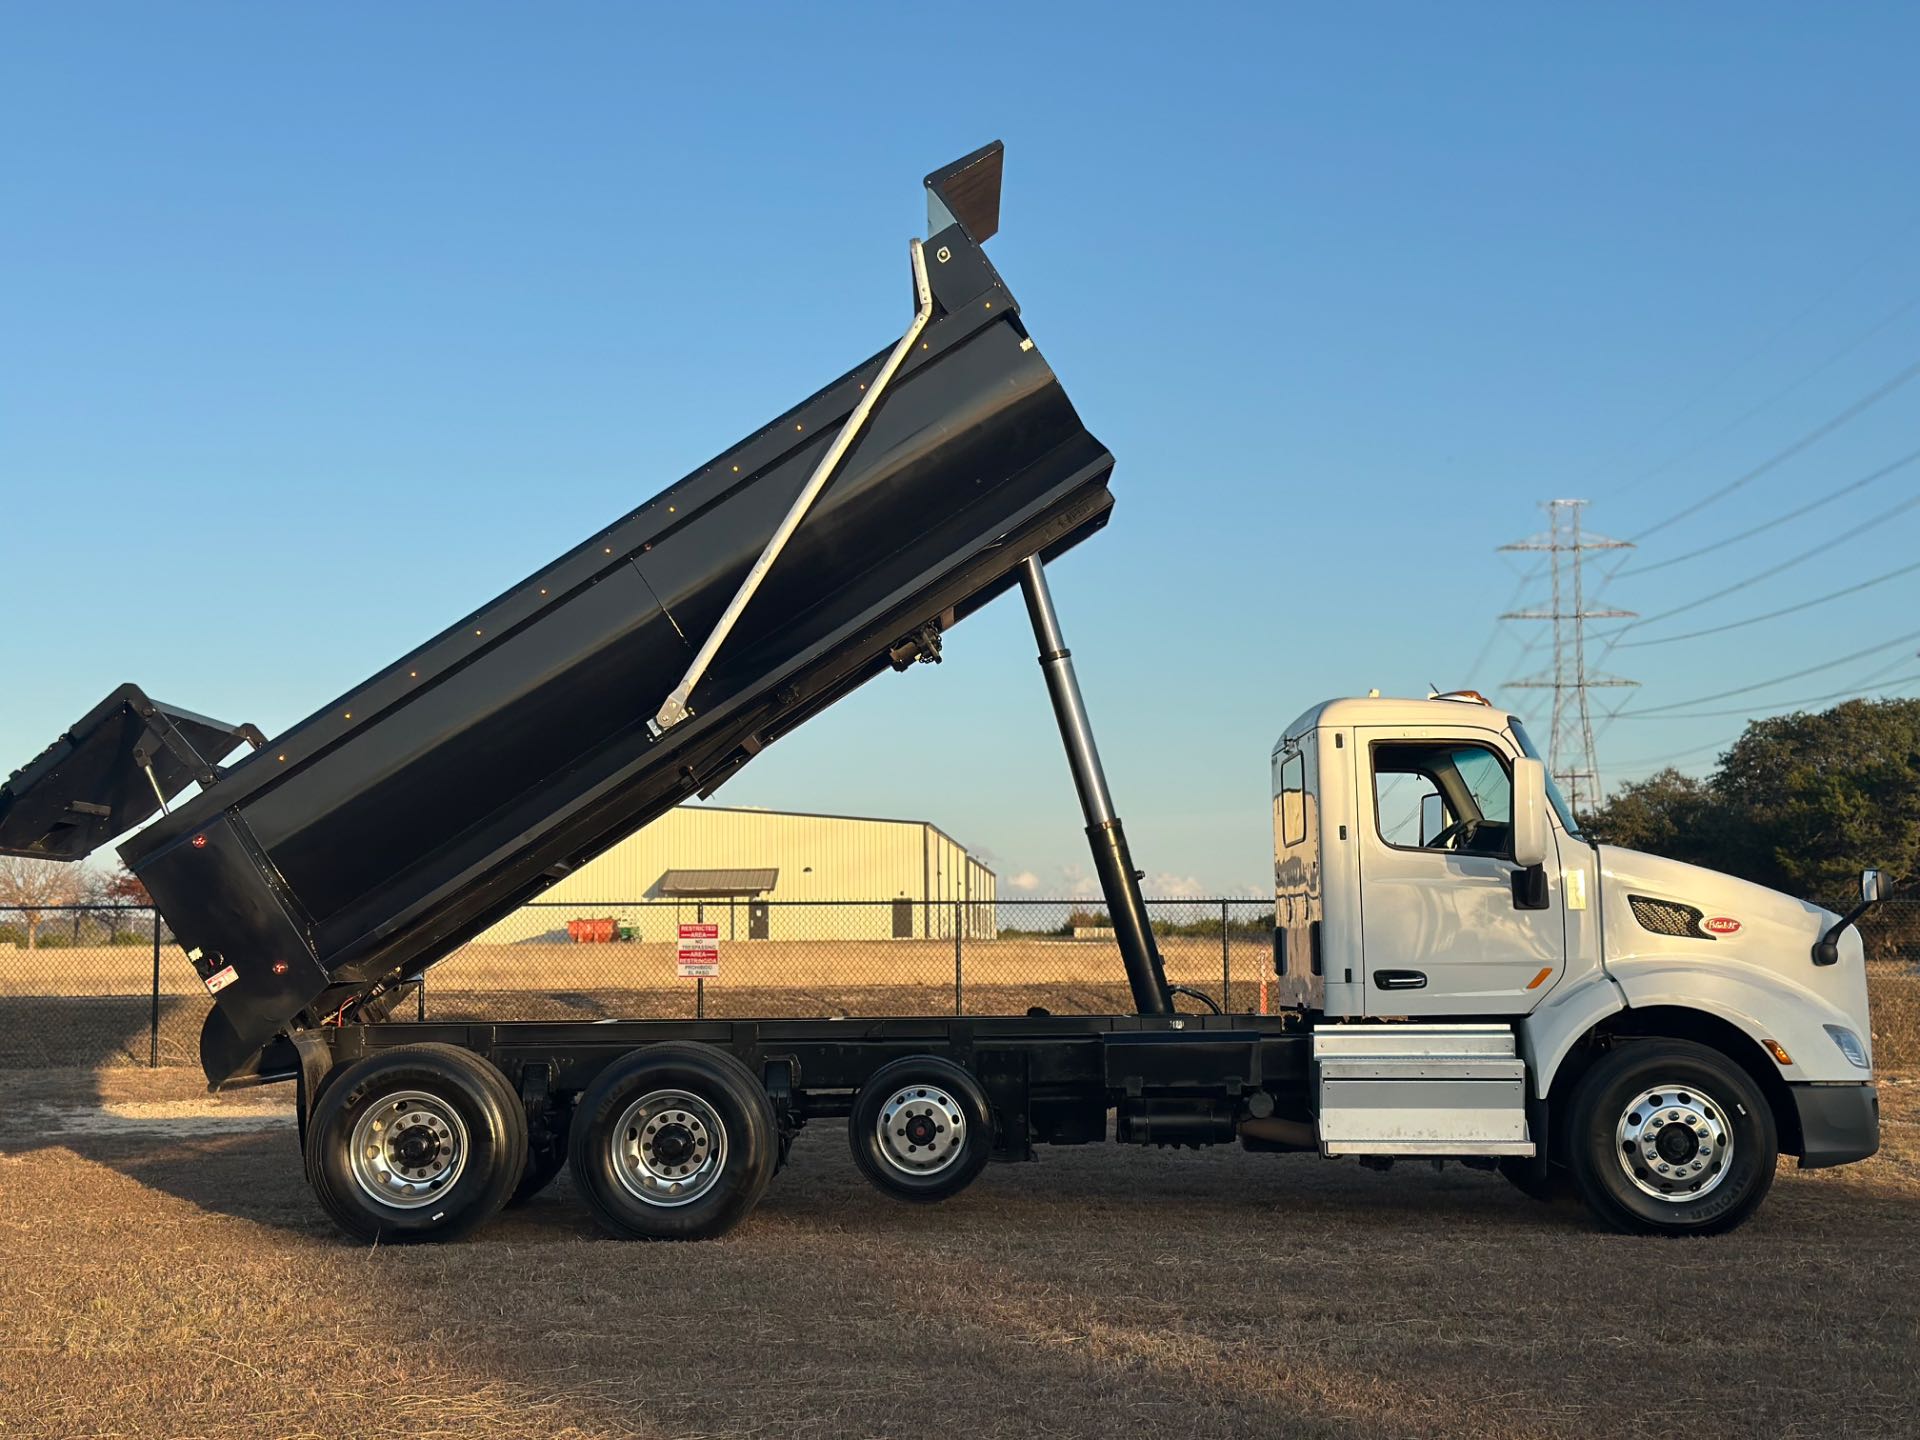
51,1109 -> 1920,1243
9,1095 -> 1919,1440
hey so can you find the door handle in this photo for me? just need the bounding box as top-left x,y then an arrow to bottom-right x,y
1373,970 -> 1427,990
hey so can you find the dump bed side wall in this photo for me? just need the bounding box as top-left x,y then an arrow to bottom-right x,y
121,225 -> 1117,1082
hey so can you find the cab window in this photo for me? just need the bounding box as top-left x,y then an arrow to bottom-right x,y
1373,742 -> 1514,857
1278,751 -> 1306,846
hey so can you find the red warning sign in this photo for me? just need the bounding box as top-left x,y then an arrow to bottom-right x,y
676,922 -> 720,978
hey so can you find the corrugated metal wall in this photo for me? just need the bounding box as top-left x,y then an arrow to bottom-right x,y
477,805 -> 997,942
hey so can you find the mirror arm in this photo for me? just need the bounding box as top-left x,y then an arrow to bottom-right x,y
1812,883 -> 1892,966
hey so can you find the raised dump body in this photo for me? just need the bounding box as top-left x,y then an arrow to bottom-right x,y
1,144 -> 1120,1083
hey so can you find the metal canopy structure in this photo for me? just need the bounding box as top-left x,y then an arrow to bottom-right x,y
656,868 -> 779,898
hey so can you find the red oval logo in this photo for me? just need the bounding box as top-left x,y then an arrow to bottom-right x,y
1703,916 -> 1742,936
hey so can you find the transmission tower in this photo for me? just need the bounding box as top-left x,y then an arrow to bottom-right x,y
1499,499 -> 1638,816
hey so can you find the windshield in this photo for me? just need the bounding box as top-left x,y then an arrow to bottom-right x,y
1508,718 -> 1585,840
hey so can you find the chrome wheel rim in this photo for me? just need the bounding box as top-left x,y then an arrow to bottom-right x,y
610,1089 -> 727,1207
1615,1084 -> 1734,1201
348,1090 -> 469,1209
875,1083 -> 967,1178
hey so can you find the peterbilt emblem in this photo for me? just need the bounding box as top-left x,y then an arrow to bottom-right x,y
1703,916 -> 1742,936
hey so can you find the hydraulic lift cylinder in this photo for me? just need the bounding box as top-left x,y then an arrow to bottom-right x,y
1017,555 -> 1172,1015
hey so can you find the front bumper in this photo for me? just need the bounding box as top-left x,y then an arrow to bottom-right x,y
1790,1082 -> 1879,1169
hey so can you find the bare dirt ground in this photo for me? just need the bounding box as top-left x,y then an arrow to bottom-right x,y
0,1067 -> 1914,1440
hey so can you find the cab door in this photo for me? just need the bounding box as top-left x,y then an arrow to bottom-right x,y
1355,729 -> 1564,1015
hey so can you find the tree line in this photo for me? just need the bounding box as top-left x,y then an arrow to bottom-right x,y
0,856 -> 151,949
1582,698 -> 1918,905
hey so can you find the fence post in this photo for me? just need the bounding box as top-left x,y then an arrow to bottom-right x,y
953,898 -> 964,1015
1221,898 -> 1230,1013
149,908 -> 161,1069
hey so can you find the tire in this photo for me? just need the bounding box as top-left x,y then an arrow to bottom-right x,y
508,1101 -> 573,1207
568,1042 -> 777,1240
305,1044 -> 528,1244
848,1056 -> 993,1203
1565,1040 -> 1777,1236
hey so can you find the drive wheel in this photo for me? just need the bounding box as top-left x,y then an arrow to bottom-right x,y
1565,1040 -> 1776,1236
849,1056 -> 993,1203
569,1043 -> 777,1240
306,1044 -> 527,1244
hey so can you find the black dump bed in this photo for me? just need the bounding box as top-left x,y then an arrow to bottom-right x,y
2,145 -> 1119,1084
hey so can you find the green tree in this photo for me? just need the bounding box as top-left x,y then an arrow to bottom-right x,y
1585,698 -> 1920,902
1583,767 -> 1726,872
1710,698 -> 1920,900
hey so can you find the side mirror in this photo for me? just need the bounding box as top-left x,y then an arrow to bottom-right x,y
1816,868 -> 1891,965
1511,758 -> 1550,869
1419,792 -> 1445,847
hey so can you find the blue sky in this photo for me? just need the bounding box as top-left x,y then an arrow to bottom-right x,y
4,5 -> 1917,896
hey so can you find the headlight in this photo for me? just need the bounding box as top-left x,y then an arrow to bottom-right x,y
1823,1024 -> 1871,1070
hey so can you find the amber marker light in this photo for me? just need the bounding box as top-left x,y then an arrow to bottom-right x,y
1762,1040 -> 1793,1066
1526,967 -> 1553,990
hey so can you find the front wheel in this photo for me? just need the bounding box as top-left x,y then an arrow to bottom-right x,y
1565,1040 -> 1777,1236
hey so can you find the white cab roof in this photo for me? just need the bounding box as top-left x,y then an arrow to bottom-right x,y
1275,695 -> 1521,755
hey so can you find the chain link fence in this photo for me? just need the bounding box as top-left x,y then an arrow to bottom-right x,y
3,898 -> 1916,1071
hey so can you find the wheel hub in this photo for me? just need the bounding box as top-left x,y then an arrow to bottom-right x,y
610,1089 -> 728,1207
875,1084 -> 967,1178
1615,1085 -> 1733,1201
347,1090 -> 470,1210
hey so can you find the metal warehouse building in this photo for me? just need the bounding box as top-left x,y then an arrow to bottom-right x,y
483,804 -> 997,943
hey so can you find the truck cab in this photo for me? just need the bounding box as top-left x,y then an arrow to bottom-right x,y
1272,691 -> 1880,1231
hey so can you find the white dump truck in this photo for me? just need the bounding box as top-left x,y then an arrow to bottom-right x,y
2,145 -> 1881,1244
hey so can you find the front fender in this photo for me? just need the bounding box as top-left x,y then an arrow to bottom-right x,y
1518,970 -> 1625,1099
1608,955 -> 1867,1083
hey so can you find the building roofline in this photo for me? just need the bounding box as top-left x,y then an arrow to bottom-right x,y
674,801 -> 994,876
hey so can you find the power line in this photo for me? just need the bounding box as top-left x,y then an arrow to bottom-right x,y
1608,660 -> 1920,769
1607,672 -> 1920,721
1464,561 -> 1547,678
1600,490 -> 1920,644
1610,630 -> 1920,717
1592,208 -> 1920,496
1622,353 -> 1920,545
1612,446 -> 1920,579
1612,556 -> 1920,648
1612,290 -> 1920,499
1609,735 -> 1739,770
1856,650 -> 1920,685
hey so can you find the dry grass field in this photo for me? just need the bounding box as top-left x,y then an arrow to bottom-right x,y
6,936 -> 1917,1070
0,1065 -> 1915,1440
0,935 -> 1266,998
